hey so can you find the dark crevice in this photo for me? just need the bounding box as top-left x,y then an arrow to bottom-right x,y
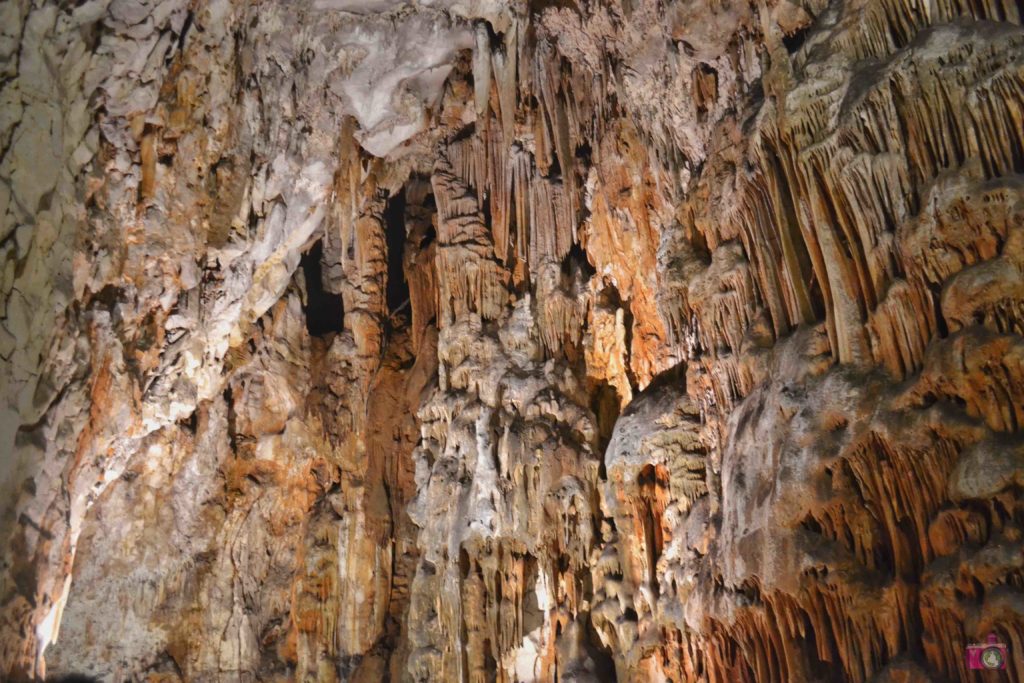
622,306 -> 637,390
481,194 -> 494,244
560,240 -> 596,284
591,381 -> 621,457
419,223 -> 436,249
584,619 -> 618,682
546,148 -> 562,179
224,385 -> 241,455
177,10 -> 195,53
575,140 -> 592,164
179,409 -> 198,435
483,639 -> 497,683
782,24 -> 809,55
300,240 -> 344,336
384,190 -> 411,313
929,283 -> 949,338
458,546 -> 472,683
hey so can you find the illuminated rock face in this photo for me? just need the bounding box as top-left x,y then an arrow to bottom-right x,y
1,0 -> 1023,681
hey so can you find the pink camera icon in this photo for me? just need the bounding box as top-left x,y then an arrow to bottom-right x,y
965,633 -> 1008,670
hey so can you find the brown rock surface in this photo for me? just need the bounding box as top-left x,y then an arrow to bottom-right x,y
1,0 -> 1022,681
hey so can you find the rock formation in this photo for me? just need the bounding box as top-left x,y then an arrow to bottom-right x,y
1,0 -> 1022,681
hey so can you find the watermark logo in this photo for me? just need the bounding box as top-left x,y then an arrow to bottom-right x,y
965,633 -> 1008,670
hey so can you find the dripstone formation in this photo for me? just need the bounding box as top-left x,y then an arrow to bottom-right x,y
1,0 -> 1023,681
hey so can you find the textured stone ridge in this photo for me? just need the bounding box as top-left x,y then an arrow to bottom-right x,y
1,0 -> 1023,681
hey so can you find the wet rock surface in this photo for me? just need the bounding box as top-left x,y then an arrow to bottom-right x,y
1,0 -> 1022,681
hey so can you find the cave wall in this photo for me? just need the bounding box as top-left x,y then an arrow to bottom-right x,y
1,0 -> 1023,681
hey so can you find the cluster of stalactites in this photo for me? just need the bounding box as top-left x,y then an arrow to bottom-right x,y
662,9 -> 1024,451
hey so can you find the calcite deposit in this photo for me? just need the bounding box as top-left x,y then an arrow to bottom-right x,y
1,0 -> 1022,681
